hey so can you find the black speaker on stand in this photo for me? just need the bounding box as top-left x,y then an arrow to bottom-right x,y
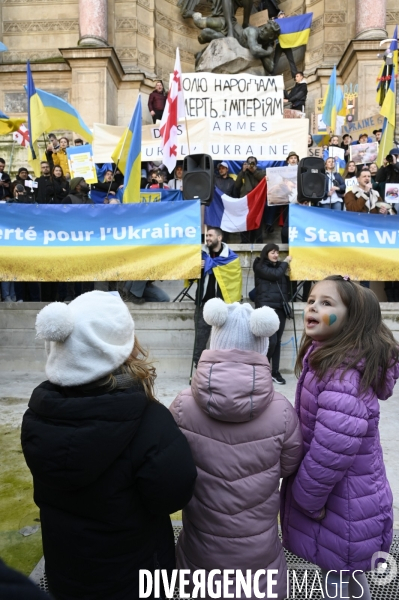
297,157 -> 326,205
182,154 -> 214,205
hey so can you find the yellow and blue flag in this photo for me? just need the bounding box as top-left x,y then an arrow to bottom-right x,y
275,13 -> 313,49
0,110 -> 26,136
203,249 -> 242,303
116,98 -> 142,204
26,61 -> 50,152
377,59 -> 396,166
34,88 -> 93,142
322,66 -> 343,133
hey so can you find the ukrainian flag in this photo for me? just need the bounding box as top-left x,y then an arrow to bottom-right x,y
34,88 -> 93,143
377,60 -> 396,166
275,13 -> 313,49
27,61 -> 51,147
119,98 -> 142,203
0,110 -> 26,135
322,66 -> 343,133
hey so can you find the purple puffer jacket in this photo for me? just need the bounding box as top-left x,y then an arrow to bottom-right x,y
170,348 -> 302,600
281,342 -> 399,572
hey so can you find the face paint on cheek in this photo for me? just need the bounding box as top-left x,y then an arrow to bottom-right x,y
322,314 -> 337,326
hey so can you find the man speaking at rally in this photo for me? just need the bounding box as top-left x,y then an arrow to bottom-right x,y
193,227 -> 242,368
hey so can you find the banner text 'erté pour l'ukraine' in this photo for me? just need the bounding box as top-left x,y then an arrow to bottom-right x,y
0,202 -> 201,282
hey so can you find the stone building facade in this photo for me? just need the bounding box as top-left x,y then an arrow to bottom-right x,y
0,0 -> 398,148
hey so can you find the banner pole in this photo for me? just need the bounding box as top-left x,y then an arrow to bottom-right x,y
108,97 -> 137,197
184,115 -> 191,155
8,138 -> 16,174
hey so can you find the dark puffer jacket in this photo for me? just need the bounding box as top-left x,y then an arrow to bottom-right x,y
253,257 -> 289,309
21,380 -> 197,600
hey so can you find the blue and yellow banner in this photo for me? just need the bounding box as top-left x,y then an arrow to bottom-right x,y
289,204 -> 399,281
275,13 -> 313,49
0,202 -> 201,281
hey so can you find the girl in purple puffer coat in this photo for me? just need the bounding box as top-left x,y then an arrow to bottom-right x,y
281,275 -> 399,600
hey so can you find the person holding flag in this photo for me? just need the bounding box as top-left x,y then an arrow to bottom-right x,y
193,227 -> 242,367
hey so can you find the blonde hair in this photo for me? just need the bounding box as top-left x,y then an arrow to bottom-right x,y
105,337 -> 157,401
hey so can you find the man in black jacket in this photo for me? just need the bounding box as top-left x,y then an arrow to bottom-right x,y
35,161 -> 55,204
284,72 -> 308,111
214,162 -> 236,197
0,157 -> 11,200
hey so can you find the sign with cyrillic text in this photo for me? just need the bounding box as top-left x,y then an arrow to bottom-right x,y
179,73 -> 284,120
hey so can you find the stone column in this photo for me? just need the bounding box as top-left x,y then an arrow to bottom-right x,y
355,0 -> 387,40
78,0 -> 108,47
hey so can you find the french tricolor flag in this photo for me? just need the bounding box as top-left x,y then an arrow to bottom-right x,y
205,178 -> 266,232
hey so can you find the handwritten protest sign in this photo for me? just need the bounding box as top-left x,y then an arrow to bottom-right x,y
179,73 -> 284,120
67,145 -> 98,184
93,116 -> 308,162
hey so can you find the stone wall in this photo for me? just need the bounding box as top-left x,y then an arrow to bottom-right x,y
1,302 -> 398,376
1,0 -> 398,138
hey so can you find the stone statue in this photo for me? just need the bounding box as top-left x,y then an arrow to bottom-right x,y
192,13 -> 280,74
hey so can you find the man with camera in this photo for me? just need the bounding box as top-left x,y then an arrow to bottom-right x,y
234,156 -> 266,243
375,148 -> 399,189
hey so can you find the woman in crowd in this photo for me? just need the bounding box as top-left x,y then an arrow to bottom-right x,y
170,299 -> 302,600
47,137 -> 70,178
343,160 -> 357,179
281,276 -> 399,599
22,291 -> 197,600
319,156 -> 345,210
253,243 -> 291,385
51,166 -> 69,202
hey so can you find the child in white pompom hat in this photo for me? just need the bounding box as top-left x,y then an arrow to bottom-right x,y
170,298 -> 303,600
21,291 -> 197,600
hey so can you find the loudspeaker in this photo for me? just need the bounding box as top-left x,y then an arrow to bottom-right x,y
297,157 -> 326,204
183,154 -> 214,205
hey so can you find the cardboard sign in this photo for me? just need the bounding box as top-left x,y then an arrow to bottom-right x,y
266,165 -> 298,205
67,145 -> 98,184
350,142 -> 378,165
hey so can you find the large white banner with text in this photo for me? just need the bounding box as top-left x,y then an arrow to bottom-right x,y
93,117 -> 308,162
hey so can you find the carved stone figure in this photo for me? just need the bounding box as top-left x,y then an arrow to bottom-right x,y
192,13 -> 280,75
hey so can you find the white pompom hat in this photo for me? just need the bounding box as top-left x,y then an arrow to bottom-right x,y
203,298 -> 280,355
36,291 -> 135,387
